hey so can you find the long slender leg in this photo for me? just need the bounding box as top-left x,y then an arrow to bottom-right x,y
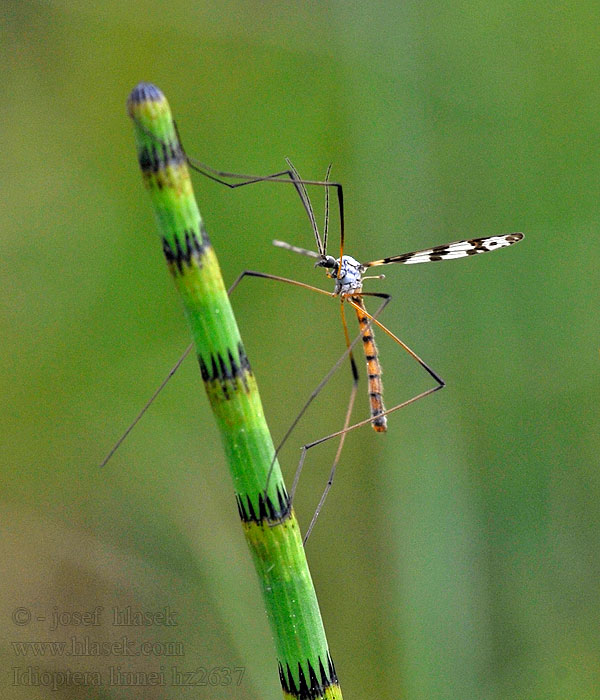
191,164 -> 323,252
228,278 -> 408,544
228,274 -> 404,532
135,117 -> 345,257
322,164 -> 332,256
284,159 -> 322,253
347,292 -> 445,385
100,271 -> 332,468
272,301 -> 355,494
227,270 -> 333,298
228,271 -> 362,498
299,301 -> 359,544
271,294 -> 390,492
98,343 -> 194,468
307,297 -> 444,445
293,294 -> 446,541
296,377 -> 444,540
185,157 -> 344,259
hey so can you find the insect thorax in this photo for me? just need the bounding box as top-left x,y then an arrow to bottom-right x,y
328,255 -> 365,295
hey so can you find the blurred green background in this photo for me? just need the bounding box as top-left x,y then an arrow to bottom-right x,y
3,1 -> 599,698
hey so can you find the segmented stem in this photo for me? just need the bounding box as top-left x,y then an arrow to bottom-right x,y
127,83 -> 342,700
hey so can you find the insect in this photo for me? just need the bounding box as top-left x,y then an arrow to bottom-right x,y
272,219 -> 524,433
104,124 -> 524,539
173,154 -> 524,538
184,155 -> 523,426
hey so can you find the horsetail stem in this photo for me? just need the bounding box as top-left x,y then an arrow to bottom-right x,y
127,83 -> 342,700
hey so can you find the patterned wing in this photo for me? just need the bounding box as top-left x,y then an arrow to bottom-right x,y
362,233 -> 524,268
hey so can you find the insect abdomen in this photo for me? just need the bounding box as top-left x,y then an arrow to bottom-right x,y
352,296 -> 387,432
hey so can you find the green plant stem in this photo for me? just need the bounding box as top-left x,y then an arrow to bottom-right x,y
127,82 -> 342,700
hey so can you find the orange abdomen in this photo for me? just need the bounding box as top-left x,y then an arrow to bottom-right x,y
352,296 -> 387,432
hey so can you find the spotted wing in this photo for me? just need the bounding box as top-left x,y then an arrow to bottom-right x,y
362,233 -> 524,268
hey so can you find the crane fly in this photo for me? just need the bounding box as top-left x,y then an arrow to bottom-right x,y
272,220 -> 524,434
103,120 -> 524,540
204,155 -> 523,434
171,154 -> 524,540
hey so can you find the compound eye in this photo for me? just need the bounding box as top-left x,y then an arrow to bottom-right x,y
315,255 -> 336,270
